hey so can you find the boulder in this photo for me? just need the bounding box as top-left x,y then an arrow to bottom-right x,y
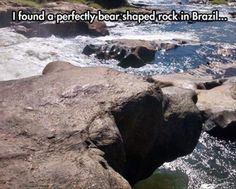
0,62 -> 203,187
83,40 -> 179,68
197,83 -> 236,141
160,87 -> 202,160
83,43 -> 156,68
42,61 -> 77,74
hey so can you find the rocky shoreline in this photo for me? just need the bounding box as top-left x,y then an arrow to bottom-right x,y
0,0 -> 235,188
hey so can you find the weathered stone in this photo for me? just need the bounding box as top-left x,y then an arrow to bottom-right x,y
42,61 -> 77,74
197,83 -> 236,141
0,62 -> 203,188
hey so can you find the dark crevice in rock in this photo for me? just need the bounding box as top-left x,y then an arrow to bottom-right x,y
197,79 -> 227,90
111,91 -> 164,185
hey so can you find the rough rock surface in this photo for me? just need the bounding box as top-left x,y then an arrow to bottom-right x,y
153,62 -> 236,141
0,1 -> 109,37
83,39 -> 179,68
0,62 -> 203,188
197,83 -> 236,141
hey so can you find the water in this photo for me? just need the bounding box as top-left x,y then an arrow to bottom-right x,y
160,132 -> 236,189
0,0 -> 236,188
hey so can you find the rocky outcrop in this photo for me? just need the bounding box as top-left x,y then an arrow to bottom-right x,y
0,1 -> 36,28
13,20 -> 109,38
152,62 -> 236,142
0,1 -> 109,37
83,39 -> 179,68
0,61 -> 203,188
197,83 -> 236,141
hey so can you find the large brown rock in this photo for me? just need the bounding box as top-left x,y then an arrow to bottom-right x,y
0,62 -> 203,188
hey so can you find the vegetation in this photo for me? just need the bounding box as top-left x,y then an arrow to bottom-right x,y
209,0 -> 228,5
14,0 -> 42,8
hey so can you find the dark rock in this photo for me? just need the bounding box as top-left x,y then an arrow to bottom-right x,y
203,111 -> 236,141
0,9 -> 13,27
112,85 -> 202,184
83,40 -> 159,68
118,53 -> 145,68
82,44 -> 101,56
93,0 -> 128,9
134,46 -> 156,62
13,20 -> 109,38
229,12 -> 236,18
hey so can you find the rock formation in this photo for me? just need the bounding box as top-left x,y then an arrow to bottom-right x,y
153,62 -> 236,142
83,39 -> 179,68
0,61 -> 203,188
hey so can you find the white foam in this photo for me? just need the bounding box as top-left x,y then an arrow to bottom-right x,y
97,31 -> 199,42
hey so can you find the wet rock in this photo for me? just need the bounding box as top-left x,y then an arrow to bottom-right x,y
0,9 -> 13,27
0,62 -> 203,188
229,12 -> 236,18
83,39 -> 179,68
118,53 -> 145,68
0,6 -> 36,28
13,20 -> 109,38
83,43 -> 156,68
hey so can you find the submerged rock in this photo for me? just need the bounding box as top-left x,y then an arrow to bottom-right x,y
0,62 -> 203,188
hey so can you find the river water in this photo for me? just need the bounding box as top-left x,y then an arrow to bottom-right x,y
0,0 -> 235,188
